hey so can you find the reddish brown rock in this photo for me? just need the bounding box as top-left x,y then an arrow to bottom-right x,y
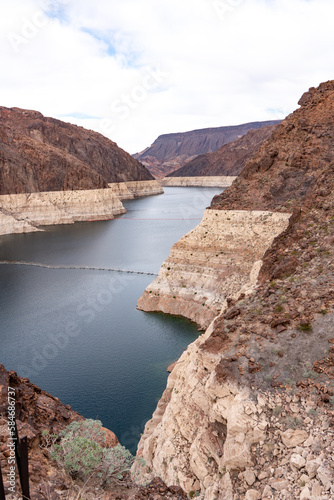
0,106 -> 153,195
167,125 -> 277,178
134,120 -> 280,178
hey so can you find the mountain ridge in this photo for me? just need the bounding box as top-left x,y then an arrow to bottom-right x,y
0,106 -> 153,195
134,120 -> 281,178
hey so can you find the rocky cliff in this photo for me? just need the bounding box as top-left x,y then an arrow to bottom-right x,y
133,81 -> 334,499
134,121 -> 281,179
0,364 -> 187,499
160,176 -> 236,187
0,106 -> 153,195
0,364 -> 118,497
0,180 -> 163,236
137,210 -> 291,329
0,107 -> 163,236
166,125 -> 277,178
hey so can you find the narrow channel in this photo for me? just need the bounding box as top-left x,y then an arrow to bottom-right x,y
0,187 -> 222,453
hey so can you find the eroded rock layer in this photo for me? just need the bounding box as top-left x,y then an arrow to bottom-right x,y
160,176 -> 236,187
0,188 -> 125,234
134,81 -> 334,499
109,180 -> 163,199
0,181 -> 163,235
137,210 -> 291,330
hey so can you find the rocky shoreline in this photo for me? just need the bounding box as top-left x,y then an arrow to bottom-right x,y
160,176 -> 236,187
132,82 -> 334,498
137,209 -> 291,330
0,180 -> 163,236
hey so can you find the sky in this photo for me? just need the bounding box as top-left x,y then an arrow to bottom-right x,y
1,0 -> 334,154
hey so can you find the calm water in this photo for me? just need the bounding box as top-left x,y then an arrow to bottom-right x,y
0,187 -> 222,452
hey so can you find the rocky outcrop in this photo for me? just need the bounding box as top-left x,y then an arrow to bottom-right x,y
0,181 -> 163,236
167,125 -> 277,178
160,176 -> 236,187
0,210 -> 39,235
0,188 -> 126,234
137,210 -> 291,330
0,363 -> 188,499
0,106 -> 153,195
109,180 -> 163,199
134,121 -> 281,179
0,363 -> 119,498
134,320 -> 334,498
134,81 -> 334,498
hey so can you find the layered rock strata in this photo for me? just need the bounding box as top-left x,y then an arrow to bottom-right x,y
134,319 -> 334,498
108,180 -> 163,199
134,82 -> 334,499
0,188 -> 125,233
0,181 -> 163,235
137,209 -> 291,330
160,176 -> 236,188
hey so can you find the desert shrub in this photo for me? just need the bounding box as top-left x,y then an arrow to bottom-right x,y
48,419 -> 134,486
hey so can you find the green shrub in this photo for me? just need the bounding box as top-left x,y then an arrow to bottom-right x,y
48,419 -> 134,485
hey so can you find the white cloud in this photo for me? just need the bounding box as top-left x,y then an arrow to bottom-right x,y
1,0 -> 334,153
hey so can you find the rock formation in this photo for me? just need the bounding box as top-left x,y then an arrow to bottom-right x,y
137,210 -> 291,329
166,125 -> 277,178
0,364 -> 187,499
0,363 -> 117,497
133,81 -> 334,499
160,176 -> 236,187
0,107 -> 163,235
134,121 -> 281,179
0,106 -> 153,195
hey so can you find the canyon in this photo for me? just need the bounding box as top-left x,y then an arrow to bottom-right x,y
1,80 -> 334,499
133,81 -> 334,499
160,176 -> 236,188
134,121 -> 280,179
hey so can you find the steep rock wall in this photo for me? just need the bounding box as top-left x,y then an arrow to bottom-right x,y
0,188 -> 126,233
160,177 -> 236,187
137,210 -> 291,329
133,313 -> 334,499
0,181 -> 163,236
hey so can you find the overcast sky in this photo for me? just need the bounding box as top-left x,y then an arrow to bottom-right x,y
1,0 -> 334,154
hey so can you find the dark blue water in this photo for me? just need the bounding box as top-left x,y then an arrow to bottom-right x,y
0,187 -> 222,452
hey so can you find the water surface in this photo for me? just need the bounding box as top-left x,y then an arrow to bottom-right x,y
0,187 -> 222,452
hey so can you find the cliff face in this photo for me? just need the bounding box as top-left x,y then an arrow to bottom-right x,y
134,121 -> 281,178
167,125 -> 277,178
0,364 -> 188,499
0,106 -> 153,195
160,176 -> 236,187
133,82 -> 334,498
137,210 -> 290,329
0,180 -> 163,236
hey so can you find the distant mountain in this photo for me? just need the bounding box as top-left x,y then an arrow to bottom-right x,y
0,106 -> 153,195
134,120 -> 281,178
167,125 -> 277,177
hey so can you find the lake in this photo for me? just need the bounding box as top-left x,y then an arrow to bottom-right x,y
0,187 -> 222,453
